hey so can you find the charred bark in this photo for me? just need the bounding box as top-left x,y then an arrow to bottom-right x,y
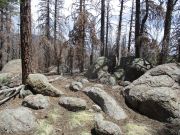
20,0 -> 33,84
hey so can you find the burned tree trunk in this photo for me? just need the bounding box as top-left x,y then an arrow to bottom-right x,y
128,0 -> 134,54
100,0 -> 105,56
135,0 -> 140,58
116,0 -> 124,65
159,0 -> 174,64
20,0 -> 33,84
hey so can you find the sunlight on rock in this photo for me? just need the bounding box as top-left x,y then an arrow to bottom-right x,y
80,131 -> 91,135
69,111 -> 94,129
124,122 -> 155,135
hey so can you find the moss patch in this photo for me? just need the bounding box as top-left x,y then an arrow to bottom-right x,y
35,120 -> 54,135
68,111 -> 94,129
124,122 -> 154,135
35,108 -> 60,135
0,73 -> 11,85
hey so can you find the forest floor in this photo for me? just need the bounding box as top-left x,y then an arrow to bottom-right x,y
0,74 -> 177,135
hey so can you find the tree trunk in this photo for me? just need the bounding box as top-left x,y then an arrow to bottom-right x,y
20,0 -> 33,84
116,0 -> 124,65
5,7 -> 11,63
79,0 -> 85,73
178,37 -> 180,62
46,0 -> 50,40
159,0 -> 174,64
0,10 -> 3,70
44,0 -> 50,72
54,0 -> 59,74
105,1 -> 109,57
139,0 -> 149,57
135,0 -> 140,58
100,0 -> 105,56
128,0 -> 134,54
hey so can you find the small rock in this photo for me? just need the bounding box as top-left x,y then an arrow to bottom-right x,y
109,76 -> 116,86
69,81 -> 83,91
94,113 -> 104,122
95,120 -> 122,135
22,94 -> 49,110
79,78 -> 89,84
92,105 -> 102,112
19,86 -> 33,98
119,81 -> 131,87
59,97 -> 87,111
0,107 -> 37,134
114,68 -> 124,80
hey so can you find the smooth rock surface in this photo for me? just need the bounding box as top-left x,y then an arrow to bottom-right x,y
83,87 -> 127,120
27,74 -> 63,97
95,120 -> 122,135
22,94 -> 49,109
0,107 -> 37,134
59,96 -> 87,111
124,63 -> 180,123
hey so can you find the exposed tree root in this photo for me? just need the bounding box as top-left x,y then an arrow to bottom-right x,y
0,85 -> 24,105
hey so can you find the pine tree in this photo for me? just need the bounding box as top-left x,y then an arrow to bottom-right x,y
20,0 -> 33,84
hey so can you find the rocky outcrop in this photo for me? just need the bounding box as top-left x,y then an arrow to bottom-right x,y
26,74 -> 63,97
124,58 -> 152,82
85,57 -> 117,85
83,87 -> 127,120
59,96 -> 87,111
0,107 -> 37,134
124,63 -> 180,123
22,94 -> 49,110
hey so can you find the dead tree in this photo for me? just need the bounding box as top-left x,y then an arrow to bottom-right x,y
100,0 -> 105,56
135,0 -> 140,58
128,0 -> 134,54
116,0 -> 124,65
159,0 -> 178,64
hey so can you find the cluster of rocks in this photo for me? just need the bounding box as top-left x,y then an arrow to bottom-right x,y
0,59 -> 179,135
85,57 -> 153,86
85,57 -> 118,85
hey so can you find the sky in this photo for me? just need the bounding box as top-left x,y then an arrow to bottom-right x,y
31,0 -> 132,37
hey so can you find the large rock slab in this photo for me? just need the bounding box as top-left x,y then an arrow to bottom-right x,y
1,59 -> 22,74
22,94 -> 49,110
124,63 -> 180,123
94,120 -> 122,135
59,96 -> 87,111
27,74 -> 63,97
0,107 -> 37,134
83,87 -> 127,120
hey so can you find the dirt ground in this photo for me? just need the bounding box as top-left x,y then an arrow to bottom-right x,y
0,74 -> 179,135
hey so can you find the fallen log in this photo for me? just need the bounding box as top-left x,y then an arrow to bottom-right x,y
0,85 -> 24,105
